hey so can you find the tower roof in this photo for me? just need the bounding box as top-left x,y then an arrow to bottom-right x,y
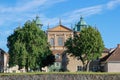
35,15 -> 43,28
36,15 -> 41,25
73,16 -> 87,32
78,16 -> 87,26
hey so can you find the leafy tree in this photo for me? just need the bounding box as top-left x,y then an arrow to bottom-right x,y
65,26 -> 104,71
7,20 -> 55,71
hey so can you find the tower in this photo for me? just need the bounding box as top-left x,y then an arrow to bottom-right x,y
73,16 -> 87,32
35,15 -> 43,29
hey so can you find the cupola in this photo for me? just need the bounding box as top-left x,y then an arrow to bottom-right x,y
35,15 -> 43,28
73,16 -> 87,31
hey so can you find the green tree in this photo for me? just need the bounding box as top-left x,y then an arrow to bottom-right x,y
65,26 -> 104,71
7,20 -> 55,71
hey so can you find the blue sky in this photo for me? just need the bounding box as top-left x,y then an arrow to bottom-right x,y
0,0 -> 120,52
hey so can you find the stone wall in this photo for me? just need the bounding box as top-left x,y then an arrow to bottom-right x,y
0,74 -> 120,80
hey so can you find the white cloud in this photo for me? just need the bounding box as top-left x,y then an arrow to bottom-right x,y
40,0 -> 120,28
37,5 -> 104,30
0,0 -> 66,13
0,0 -> 66,27
107,0 -> 120,9
0,0 -> 120,51
0,0 -> 119,29
49,0 -> 120,26
61,5 -> 103,23
0,30 -> 12,36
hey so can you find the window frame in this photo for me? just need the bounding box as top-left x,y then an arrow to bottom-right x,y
77,66 -> 83,71
50,38 -> 54,46
58,37 -> 64,46
55,54 -> 60,59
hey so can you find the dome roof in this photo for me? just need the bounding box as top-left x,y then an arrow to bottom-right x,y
73,16 -> 87,31
35,15 -> 43,28
77,17 -> 87,26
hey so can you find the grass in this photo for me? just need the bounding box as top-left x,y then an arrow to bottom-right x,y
1,72 -> 120,76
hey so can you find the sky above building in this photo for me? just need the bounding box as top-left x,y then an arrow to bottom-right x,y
0,0 -> 120,52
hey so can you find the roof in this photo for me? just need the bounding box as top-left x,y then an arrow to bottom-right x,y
78,17 -> 87,26
103,48 -> 109,53
0,48 -> 6,54
35,15 -> 41,25
100,44 -> 120,62
47,24 -> 73,32
73,16 -> 87,32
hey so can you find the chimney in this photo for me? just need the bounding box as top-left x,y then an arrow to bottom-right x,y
117,44 -> 120,48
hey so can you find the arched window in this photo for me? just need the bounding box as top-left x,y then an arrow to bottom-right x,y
58,37 -> 64,46
50,38 -> 54,46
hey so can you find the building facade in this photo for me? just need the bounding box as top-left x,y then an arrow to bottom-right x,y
47,17 -> 90,72
4,16 -> 117,72
47,23 -> 74,71
0,48 -> 9,72
100,44 -> 120,72
47,17 -> 111,72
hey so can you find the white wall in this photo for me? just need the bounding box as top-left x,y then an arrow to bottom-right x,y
108,62 -> 120,72
8,65 -> 26,73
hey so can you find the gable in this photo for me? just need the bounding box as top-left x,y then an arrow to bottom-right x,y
48,25 -> 73,32
0,48 -> 6,54
101,44 -> 120,63
107,48 -> 120,62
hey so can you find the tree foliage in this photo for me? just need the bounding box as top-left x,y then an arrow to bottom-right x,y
65,26 -> 104,71
7,20 -> 55,71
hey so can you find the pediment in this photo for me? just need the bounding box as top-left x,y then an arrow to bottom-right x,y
48,25 -> 73,32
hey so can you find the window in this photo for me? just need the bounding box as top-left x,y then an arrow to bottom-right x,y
58,37 -> 64,46
50,38 -> 54,46
55,54 -> 60,59
92,65 -> 98,72
55,62 -> 61,67
77,66 -> 83,71
56,62 -> 59,67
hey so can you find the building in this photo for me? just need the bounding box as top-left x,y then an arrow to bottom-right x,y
100,44 -> 120,72
47,17 -> 91,72
73,16 -> 87,32
47,20 -> 74,71
6,16 -> 116,72
0,48 -> 9,72
66,17 -> 88,72
0,49 -> 26,73
47,17 -> 111,72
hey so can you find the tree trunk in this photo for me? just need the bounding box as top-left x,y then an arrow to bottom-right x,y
79,56 -> 86,71
39,66 -> 42,72
86,60 -> 91,72
25,58 -> 29,72
81,60 -> 86,71
83,63 -> 86,71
